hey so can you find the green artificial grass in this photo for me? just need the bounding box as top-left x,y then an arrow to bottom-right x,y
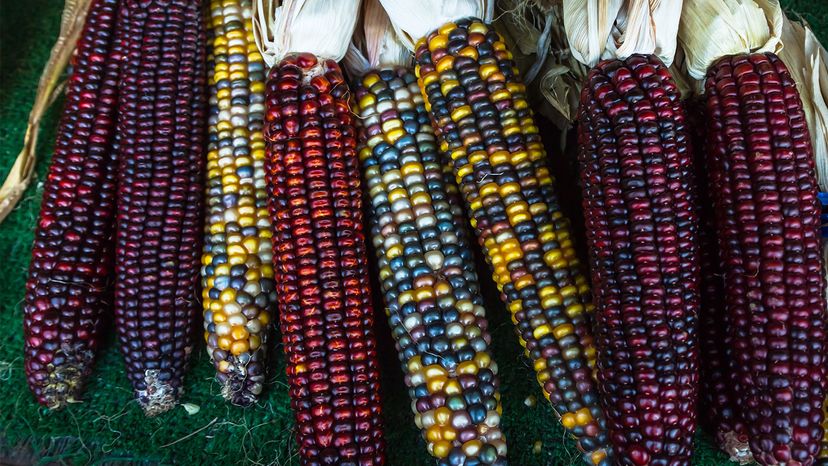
0,1 -> 825,465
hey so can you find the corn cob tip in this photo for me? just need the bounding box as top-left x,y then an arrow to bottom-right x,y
719,431 -> 753,465
28,343 -> 94,409
135,369 -> 181,417
217,353 -> 266,407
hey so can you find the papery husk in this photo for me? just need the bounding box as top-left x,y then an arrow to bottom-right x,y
378,0 -> 488,51
253,0 -> 361,68
669,46 -> 703,98
776,14 -> 828,294
343,0 -> 411,78
563,0 -> 682,68
777,14 -> 828,193
0,0 -> 94,224
678,0 -> 782,80
497,0 -> 588,132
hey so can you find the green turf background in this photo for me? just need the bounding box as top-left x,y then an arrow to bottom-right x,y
1,1 -> 825,465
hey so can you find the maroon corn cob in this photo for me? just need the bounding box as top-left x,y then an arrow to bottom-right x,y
704,52 -> 827,466
263,53 -> 385,465
576,54 -> 701,465
114,0 -> 207,416
23,0 -> 123,409
686,98 -> 752,462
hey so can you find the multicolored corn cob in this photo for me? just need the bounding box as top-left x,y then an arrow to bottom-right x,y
114,0 -> 207,416
703,52 -> 827,465
23,0 -> 122,409
202,0 -> 275,406
686,98 -> 752,463
413,18 -> 610,466
577,54 -> 701,465
263,53 -> 385,464
355,67 -> 506,465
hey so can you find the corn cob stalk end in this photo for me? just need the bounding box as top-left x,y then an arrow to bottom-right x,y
135,369 -> 180,416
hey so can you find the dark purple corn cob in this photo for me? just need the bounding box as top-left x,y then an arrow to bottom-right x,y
704,52 -> 827,466
263,53 -> 385,464
23,0 -> 122,409
114,0 -> 207,416
576,54 -> 701,465
686,99 -> 751,463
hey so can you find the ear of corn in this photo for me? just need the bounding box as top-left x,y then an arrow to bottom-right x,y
703,52 -> 827,465
684,98 -> 753,463
263,53 -> 385,464
23,0 -> 122,409
355,67 -> 507,465
577,54 -> 701,465
114,0 -> 208,416
413,18 -> 610,466
201,0 -> 275,406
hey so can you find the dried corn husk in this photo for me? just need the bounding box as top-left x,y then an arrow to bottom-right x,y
0,0 -> 94,224
563,0 -> 683,67
343,0 -> 411,77
778,15 -> 828,192
378,0 -> 489,50
669,46 -> 700,98
496,0 -> 588,132
678,0 -> 782,80
253,0 -> 360,67
777,13 -> 828,290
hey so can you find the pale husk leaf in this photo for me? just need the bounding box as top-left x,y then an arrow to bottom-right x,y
563,0 -> 683,67
678,0 -> 783,80
253,0 -> 361,68
343,0 -> 411,77
778,15 -> 828,192
498,0 -> 588,130
378,0 -> 488,51
562,0 -> 623,66
0,0 -> 93,224
669,46 -> 703,98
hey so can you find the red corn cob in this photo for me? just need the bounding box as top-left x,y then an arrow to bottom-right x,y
114,0 -> 207,416
23,0 -> 123,409
263,53 -> 385,464
704,52 -> 827,466
686,98 -> 752,462
577,54 -> 701,465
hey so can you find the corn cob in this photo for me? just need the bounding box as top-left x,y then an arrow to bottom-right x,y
114,0 -> 207,416
355,67 -> 506,465
685,98 -> 752,463
703,52 -> 827,465
23,0 -> 122,409
413,18 -> 610,466
201,0 -> 275,406
263,52 -> 385,464
576,54 -> 701,465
